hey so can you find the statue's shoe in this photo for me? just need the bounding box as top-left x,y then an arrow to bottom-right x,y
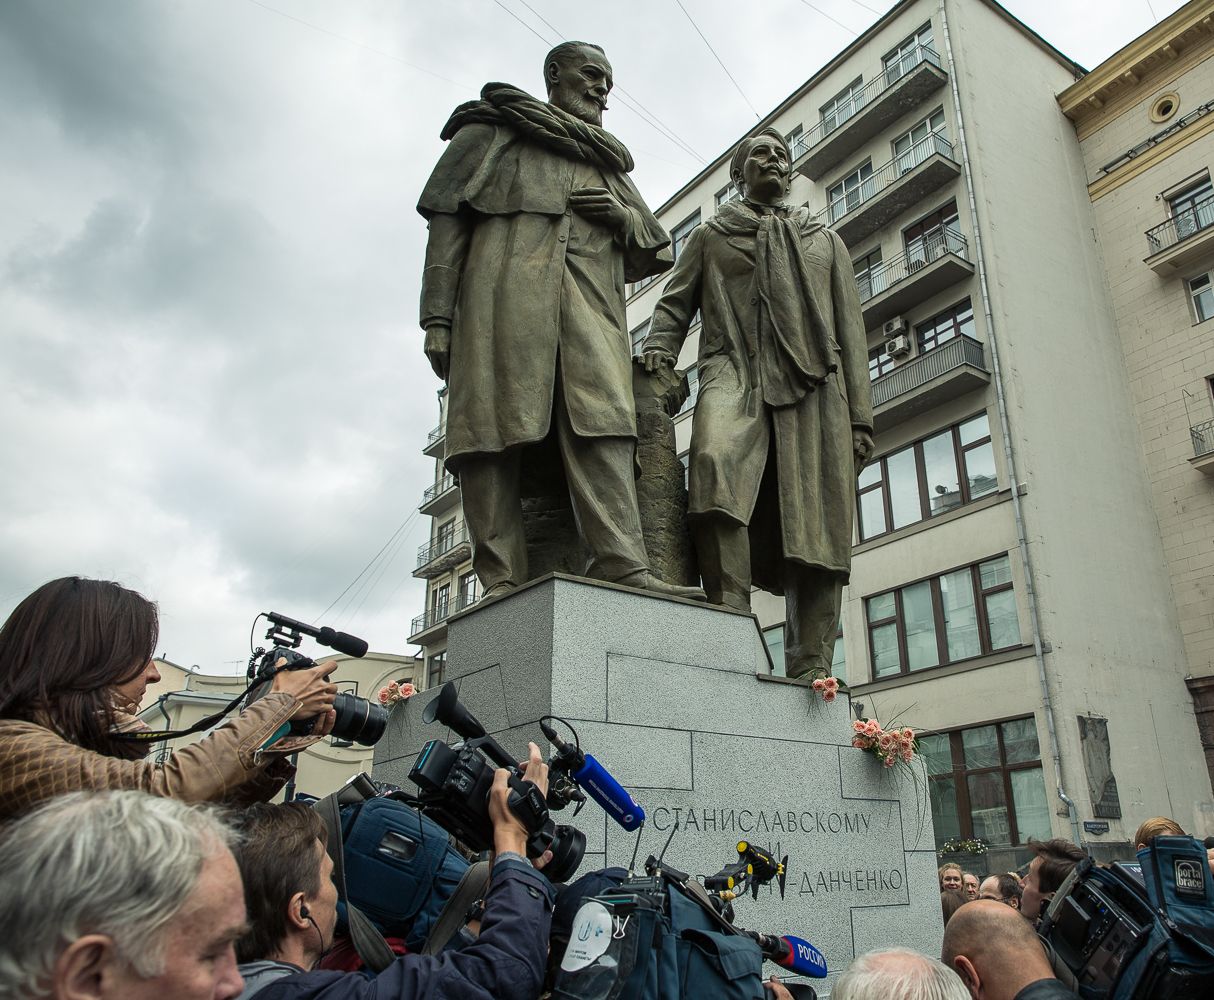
617,571 -> 707,602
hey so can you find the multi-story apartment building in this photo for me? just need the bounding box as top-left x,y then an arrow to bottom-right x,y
411,385 -> 478,691
412,0 -> 1214,868
1058,0 -> 1214,802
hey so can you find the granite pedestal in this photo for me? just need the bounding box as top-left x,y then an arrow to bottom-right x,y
373,575 -> 943,992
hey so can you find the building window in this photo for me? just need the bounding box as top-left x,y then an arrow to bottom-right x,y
827,160 -> 874,222
1168,177 -> 1214,242
763,624 -> 785,672
903,201 -> 960,265
892,109 -> 946,174
631,319 -> 651,354
671,210 -> 701,261
856,412 -> 997,541
715,181 -> 741,207
627,209 -> 701,302
854,247 -> 883,300
916,298 -> 975,353
677,365 -> 700,416
427,651 -> 446,688
432,583 -> 450,620
784,124 -> 804,159
457,571 -> 479,610
919,718 -> 1051,850
865,554 -> 1021,678
1189,272 -> 1214,323
868,343 -> 898,381
820,77 -> 865,137
883,22 -> 934,85
436,518 -> 456,552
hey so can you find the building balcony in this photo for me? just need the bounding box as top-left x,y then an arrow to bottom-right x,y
1145,194 -> 1214,273
414,521 -> 472,579
408,592 -> 479,644
792,45 -> 948,182
419,473 -> 459,515
822,133 -> 961,249
423,423 -> 445,458
858,227 -> 975,330
871,335 -> 989,432
1191,419 -> 1214,476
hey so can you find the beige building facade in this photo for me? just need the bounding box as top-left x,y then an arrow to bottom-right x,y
412,0 -> 1214,869
1058,1 -> 1214,808
137,651 -> 419,800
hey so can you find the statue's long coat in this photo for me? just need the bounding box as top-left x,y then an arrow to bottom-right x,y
645,206 -> 873,590
418,122 -> 671,472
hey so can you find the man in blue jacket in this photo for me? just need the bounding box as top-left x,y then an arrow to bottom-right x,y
232,745 -> 555,1000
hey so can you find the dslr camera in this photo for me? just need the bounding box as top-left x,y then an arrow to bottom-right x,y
409,682 -> 586,882
245,612 -> 388,747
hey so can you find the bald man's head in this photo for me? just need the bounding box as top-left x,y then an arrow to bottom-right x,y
942,900 -> 1055,1000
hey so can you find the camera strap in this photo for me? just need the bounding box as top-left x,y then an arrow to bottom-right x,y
315,791 -> 398,973
110,680 -> 264,743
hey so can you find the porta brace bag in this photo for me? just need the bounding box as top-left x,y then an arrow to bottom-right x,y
1040,835 -> 1214,999
552,872 -> 766,1000
314,776 -> 487,970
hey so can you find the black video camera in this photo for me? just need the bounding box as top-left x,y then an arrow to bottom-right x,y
245,612 -> 388,747
409,682 -> 586,882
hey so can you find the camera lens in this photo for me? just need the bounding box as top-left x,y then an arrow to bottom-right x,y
544,824 -> 587,883
331,691 -> 389,746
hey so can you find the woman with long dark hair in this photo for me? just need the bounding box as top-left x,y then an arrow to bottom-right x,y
0,576 -> 338,820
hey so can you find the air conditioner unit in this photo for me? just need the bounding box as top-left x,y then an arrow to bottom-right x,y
885,333 -> 912,358
882,317 -> 907,337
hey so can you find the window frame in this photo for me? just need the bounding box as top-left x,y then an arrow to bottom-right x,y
432,582 -> 451,618
427,651 -> 447,688
630,319 -> 652,354
1188,271 -> 1213,324
856,411 -> 996,541
922,716 -> 1048,850
715,181 -> 741,208
827,160 -> 875,222
853,246 -> 883,300
819,77 -> 865,136
916,297 -> 975,354
883,21 -> 934,85
864,553 -> 1021,679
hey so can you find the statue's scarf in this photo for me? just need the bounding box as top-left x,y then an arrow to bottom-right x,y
441,83 -> 634,174
708,200 -> 838,406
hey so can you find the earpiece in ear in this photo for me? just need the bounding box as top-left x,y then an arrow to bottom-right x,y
300,904 -> 311,919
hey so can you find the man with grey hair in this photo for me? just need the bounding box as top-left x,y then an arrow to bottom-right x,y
833,947 -> 971,1000
0,790 -> 246,1000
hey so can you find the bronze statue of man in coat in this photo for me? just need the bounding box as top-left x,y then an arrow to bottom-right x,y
418,42 -> 703,601
642,128 -> 874,678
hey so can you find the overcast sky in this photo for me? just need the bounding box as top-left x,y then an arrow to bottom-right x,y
0,0 -> 1187,673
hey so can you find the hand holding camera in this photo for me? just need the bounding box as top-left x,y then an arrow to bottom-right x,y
488,741 -> 549,857
271,657 -> 340,734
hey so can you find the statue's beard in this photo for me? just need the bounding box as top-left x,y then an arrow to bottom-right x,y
552,92 -> 603,126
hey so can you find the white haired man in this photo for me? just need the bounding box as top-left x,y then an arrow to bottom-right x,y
0,791 -> 245,1000
833,947 -> 971,1000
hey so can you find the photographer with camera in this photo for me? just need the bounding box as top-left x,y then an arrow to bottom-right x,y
0,577 -> 340,821
229,743 -> 555,1000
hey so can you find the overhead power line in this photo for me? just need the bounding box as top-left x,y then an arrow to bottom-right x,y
796,0 -> 862,36
672,0 -> 761,120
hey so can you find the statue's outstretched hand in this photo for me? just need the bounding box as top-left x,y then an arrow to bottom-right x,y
641,348 -> 676,374
570,186 -> 630,234
424,322 -> 452,381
